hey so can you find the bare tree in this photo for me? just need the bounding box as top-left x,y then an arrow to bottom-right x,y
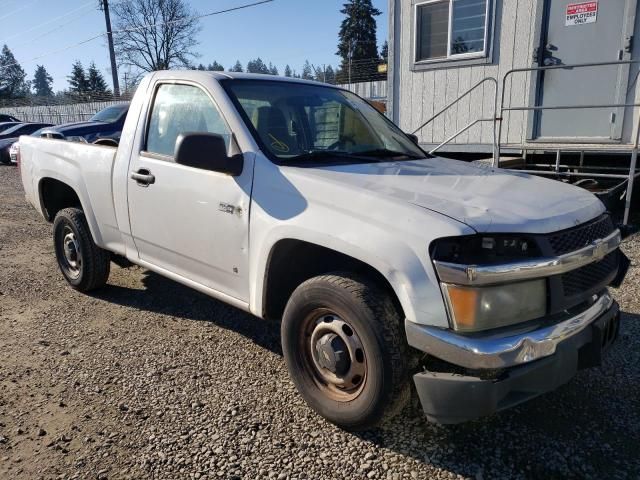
112,0 -> 201,72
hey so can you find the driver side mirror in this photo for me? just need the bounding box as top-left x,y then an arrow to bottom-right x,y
406,133 -> 419,145
175,132 -> 243,176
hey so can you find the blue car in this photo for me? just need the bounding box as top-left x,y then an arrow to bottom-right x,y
41,104 -> 129,143
0,124 -> 53,165
0,114 -> 20,123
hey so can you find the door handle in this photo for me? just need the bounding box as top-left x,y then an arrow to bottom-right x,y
131,169 -> 155,186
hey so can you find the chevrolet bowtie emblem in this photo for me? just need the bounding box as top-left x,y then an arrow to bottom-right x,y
466,266 -> 477,282
592,239 -> 607,261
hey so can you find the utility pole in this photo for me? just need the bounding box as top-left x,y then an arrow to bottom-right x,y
99,0 -> 120,97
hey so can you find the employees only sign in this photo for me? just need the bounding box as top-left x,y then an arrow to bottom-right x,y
566,1 -> 598,26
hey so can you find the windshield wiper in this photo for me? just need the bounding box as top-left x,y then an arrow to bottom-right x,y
287,148 -> 425,165
355,148 -> 424,159
289,150 -> 365,162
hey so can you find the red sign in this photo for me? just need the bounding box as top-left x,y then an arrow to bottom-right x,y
566,1 -> 598,26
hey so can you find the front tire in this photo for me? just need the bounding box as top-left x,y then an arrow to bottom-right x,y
53,208 -> 110,292
281,273 -> 411,430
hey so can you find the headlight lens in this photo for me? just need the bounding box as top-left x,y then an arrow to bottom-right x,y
431,234 -> 541,265
442,279 -> 547,332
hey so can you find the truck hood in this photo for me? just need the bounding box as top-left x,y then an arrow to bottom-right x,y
284,157 -> 605,234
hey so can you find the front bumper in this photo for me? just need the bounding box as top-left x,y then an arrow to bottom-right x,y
410,295 -> 620,424
406,291 -> 614,370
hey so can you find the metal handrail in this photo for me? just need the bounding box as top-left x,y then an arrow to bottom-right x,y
429,118 -> 494,155
412,77 -> 498,134
497,59 -> 640,225
412,77 -> 499,163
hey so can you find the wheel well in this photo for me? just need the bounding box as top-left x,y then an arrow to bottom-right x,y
39,178 -> 81,221
263,239 -> 402,320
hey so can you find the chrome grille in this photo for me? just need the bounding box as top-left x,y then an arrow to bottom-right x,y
561,252 -> 618,297
548,215 -> 615,256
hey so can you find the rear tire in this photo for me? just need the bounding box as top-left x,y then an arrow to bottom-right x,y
53,208 -> 110,292
281,272 -> 411,431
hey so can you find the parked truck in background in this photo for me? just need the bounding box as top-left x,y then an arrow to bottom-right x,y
18,71 -> 629,429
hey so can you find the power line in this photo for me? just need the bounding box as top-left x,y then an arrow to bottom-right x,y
0,0 -> 275,72
13,6 -> 96,48
0,1 -> 95,45
111,0 -> 275,35
0,0 -> 39,22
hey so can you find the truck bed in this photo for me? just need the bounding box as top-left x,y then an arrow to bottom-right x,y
19,136 -> 122,251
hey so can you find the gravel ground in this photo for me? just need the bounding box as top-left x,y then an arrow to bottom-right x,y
1,164 -> 639,480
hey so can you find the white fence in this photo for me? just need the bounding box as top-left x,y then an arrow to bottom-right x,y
0,100 -> 129,125
338,80 -> 387,101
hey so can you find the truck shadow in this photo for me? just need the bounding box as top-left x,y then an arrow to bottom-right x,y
92,269 -> 283,357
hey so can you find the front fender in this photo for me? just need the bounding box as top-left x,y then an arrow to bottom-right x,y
250,225 -> 435,325
248,188 -> 472,328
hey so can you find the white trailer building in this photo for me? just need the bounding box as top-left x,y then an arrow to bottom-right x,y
387,0 -> 640,156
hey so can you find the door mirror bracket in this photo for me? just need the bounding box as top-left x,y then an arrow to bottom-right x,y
175,132 -> 244,176
406,133 -> 420,145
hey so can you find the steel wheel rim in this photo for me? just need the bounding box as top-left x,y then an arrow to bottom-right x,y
301,310 -> 367,402
61,225 -> 81,279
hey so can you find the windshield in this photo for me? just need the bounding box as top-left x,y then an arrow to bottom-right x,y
0,123 -> 19,133
31,127 -> 48,137
91,105 -> 127,123
222,80 -> 425,164
1,124 -> 24,135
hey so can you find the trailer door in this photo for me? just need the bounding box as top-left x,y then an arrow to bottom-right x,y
534,0 -> 636,141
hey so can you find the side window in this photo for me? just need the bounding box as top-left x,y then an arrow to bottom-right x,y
146,83 -> 231,158
415,0 -> 490,62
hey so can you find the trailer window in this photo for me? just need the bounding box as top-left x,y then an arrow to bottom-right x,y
415,0 -> 490,62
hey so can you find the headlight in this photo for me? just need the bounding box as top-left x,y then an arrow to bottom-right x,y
432,235 -> 547,332
431,234 -> 541,264
442,280 -> 547,332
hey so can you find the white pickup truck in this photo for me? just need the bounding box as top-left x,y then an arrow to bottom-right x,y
19,71 -> 629,429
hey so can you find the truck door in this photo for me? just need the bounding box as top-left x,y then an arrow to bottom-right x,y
534,0 -> 636,141
127,82 -> 252,302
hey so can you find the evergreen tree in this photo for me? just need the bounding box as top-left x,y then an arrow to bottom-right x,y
87,62 -> 110,94
0,45 -> 28,98
230,60 -> 243,72
380,40 -> 389,60
325,65 -> 336,84
246,58 -> 269,74
301,60 -> 314,80
268,62 -> 278,75
196,63 -> 206,71
32,65 -> 53,97
68,61 -> 89,94
207,61 -> 224,71
284,64 -> 292,77
336,0 -> 381,80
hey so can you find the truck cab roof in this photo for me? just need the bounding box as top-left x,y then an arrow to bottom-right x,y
152,70 -> 341,88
